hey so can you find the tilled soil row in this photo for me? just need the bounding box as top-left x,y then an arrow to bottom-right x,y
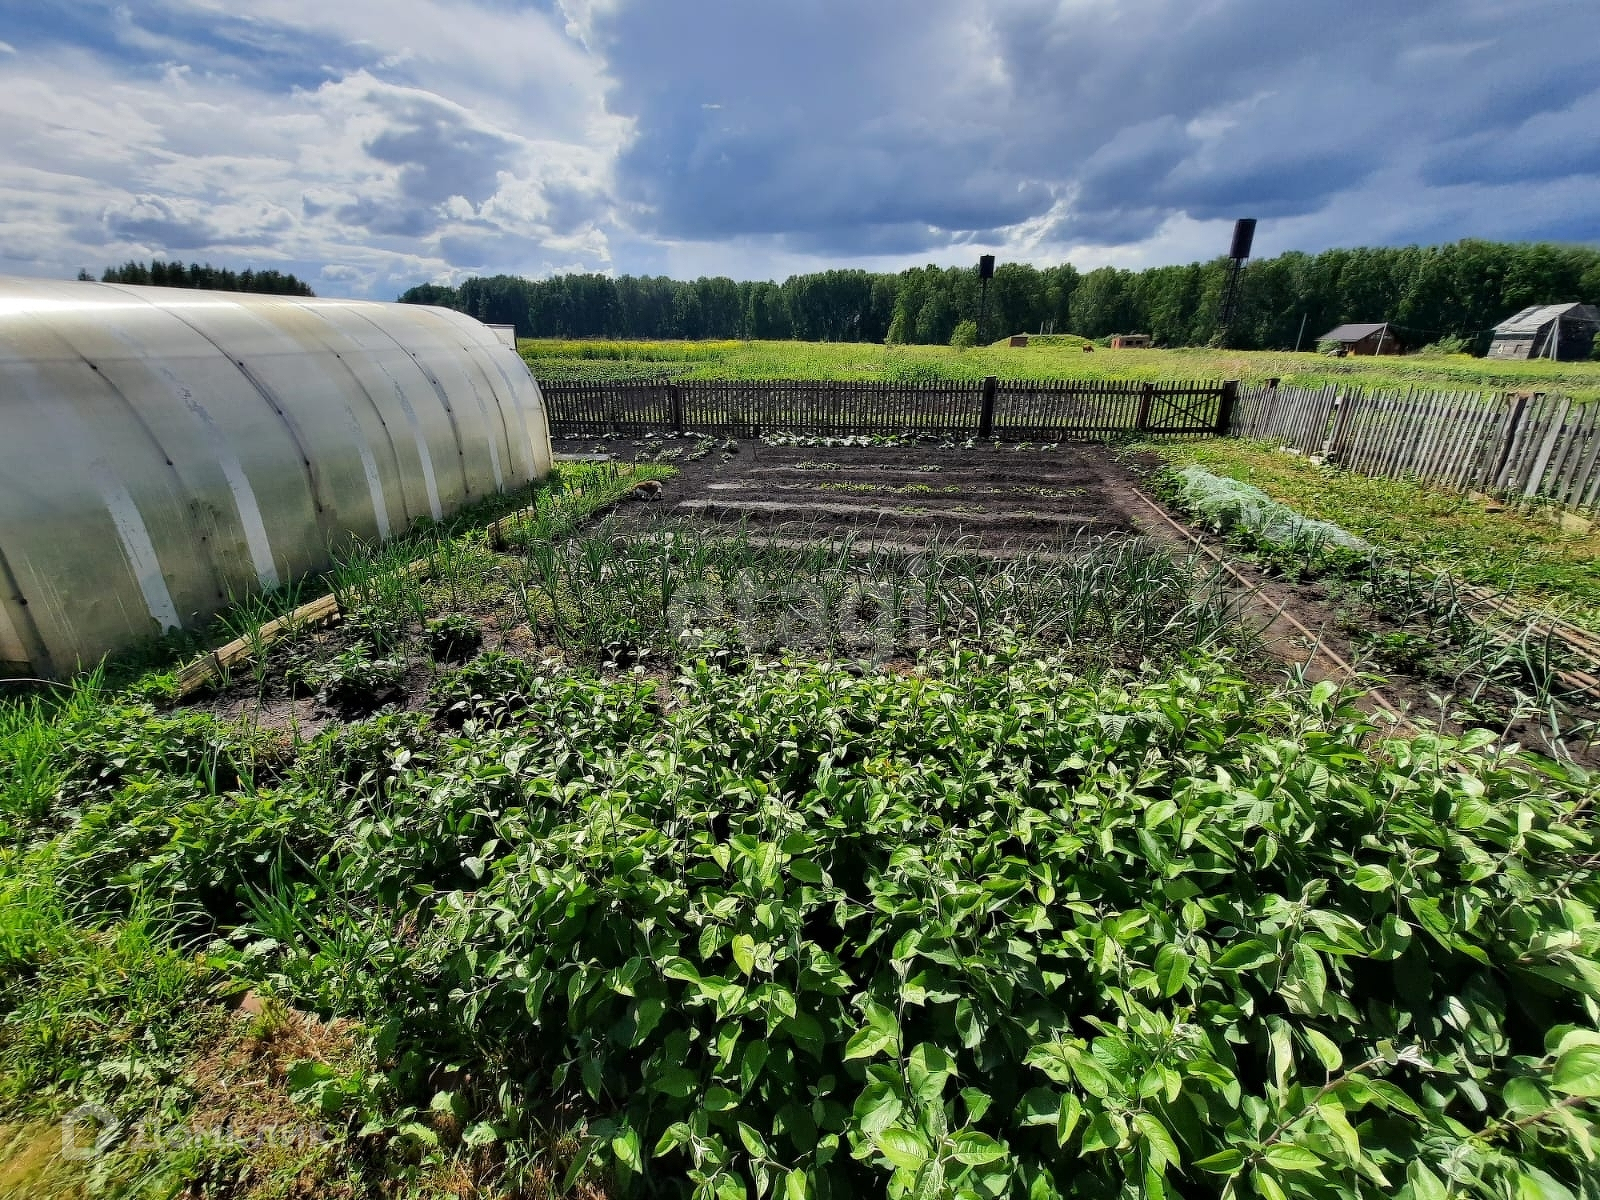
705,482 -> 1089,500
676,498 -> 1128,538
580,438 -> 1153,549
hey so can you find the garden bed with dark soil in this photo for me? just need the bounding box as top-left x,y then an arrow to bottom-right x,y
558,434 -> 1598,761
563,436 -> 1152,550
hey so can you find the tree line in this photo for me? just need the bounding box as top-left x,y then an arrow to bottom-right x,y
87,260 -> 315,296
401,239 -> 1600,352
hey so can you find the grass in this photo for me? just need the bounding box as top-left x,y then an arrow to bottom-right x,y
522,339 -> 1600,400
4,449 -> 1600,1197
1141,439 -> 1600,628
0,458 -> 679,1198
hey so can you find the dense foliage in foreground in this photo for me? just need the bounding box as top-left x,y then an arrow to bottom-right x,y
5,643 -> 1600,1198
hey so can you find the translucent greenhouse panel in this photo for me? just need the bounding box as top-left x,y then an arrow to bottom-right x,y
0,276 -> 552,677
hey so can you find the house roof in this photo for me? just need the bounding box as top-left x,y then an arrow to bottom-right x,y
1319,322 -> 1391,343
1493,303 -> 1600,335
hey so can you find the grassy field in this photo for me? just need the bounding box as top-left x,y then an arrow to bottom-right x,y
5,457 -> 1600,1198
522,338 -> 1600,400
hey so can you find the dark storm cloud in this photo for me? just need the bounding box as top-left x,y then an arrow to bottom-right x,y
593,0 -> 1052,254
1069,120 -> 1192,215
776,223 -> 971,259
437,227 -> 539,270
540,179 -> 611,237
1421,90 -> 1600,188
364,98 -> 519,208
101,195 -> 217,249
590,0 -> 1600,255
337,89 -> 523,239
335,195 -> 439,239
1159,153 -> 1374,222
100,194 -> 295,250
1046,208 -> 1169,249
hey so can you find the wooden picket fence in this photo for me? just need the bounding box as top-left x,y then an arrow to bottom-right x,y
1234,382 -> 1600,512
541,377 -> 1235,441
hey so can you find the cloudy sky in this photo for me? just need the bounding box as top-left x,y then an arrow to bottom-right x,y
2,0 -> 1597,298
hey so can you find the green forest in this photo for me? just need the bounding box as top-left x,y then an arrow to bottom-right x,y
401,240 -> 1600,352
89,259 -> 316,296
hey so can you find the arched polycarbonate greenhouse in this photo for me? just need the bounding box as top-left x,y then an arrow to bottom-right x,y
0,276 -> 552,678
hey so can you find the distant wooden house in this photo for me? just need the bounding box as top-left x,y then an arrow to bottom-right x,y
1009,334 -> 1029,347
1318,323 -> 1402,356
1110,334 -> 1152,349
1487,303 -> 1600,361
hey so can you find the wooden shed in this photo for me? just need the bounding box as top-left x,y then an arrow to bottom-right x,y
1487,303 -> 1600,361
1318,322 -> 1402,356
1109,334 -> 1152,349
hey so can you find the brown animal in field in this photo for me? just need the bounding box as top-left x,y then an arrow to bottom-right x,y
627,479 -> 663,501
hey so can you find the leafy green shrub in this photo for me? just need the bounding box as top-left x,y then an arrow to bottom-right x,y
430,653 -> 659,745
430,650 -> 537,729
207,651 -> 1600,1199
1362,629 -> 1434,672
426,613 -> 483,662
950,320 -> 979,350
294,648 -> 406,714
51,702 -> 271,807
291,710 -> 436,794
342,600 -> 410,654
1417,334 -> 1474,356
55,778 -> 342,921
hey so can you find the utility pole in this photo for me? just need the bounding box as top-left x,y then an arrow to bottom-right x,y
1294,313 -> 1308,353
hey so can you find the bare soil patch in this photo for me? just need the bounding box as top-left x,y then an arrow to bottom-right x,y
569,437 -> 1151,550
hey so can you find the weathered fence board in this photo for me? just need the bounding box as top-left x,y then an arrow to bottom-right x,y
542,377 -> 1229,441
1238,380 -> 1600,514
